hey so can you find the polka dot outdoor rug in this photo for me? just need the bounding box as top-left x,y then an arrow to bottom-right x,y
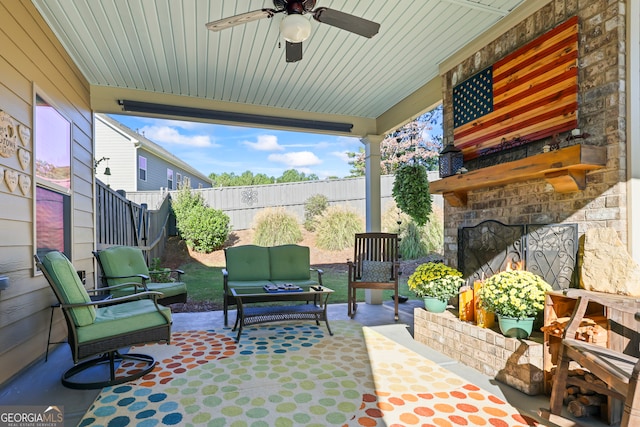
78,321 -> 539,426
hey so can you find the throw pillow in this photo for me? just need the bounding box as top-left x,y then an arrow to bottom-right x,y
360,260 -> 392,282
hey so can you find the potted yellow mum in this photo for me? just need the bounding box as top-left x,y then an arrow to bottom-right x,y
408,262 -> 465,313
477,270 -> 552,338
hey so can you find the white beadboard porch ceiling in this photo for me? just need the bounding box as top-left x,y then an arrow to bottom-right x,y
32,0 -> 528,135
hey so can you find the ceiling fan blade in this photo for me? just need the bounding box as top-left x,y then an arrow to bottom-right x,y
313,7 -> 380,38
285,41 -> 303,63
205,9 -> 276,32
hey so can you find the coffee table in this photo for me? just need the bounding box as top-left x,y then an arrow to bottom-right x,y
230,285 -> 334,342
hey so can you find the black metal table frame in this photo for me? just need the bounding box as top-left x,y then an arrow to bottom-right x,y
230,286 -> 334,342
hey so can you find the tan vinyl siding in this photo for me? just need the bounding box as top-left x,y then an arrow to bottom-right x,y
0,0 -> 94,385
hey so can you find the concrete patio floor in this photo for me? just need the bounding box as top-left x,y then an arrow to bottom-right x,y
0,300 -> 607,426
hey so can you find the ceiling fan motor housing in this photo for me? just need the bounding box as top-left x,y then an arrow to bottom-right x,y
274,0 -> 317,14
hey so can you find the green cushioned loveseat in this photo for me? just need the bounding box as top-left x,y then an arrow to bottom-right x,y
222,244 -> 323,325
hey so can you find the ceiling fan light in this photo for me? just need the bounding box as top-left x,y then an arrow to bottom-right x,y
280,14 -> 311,43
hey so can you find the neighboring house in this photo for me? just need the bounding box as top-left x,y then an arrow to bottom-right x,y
95,114 -> 212,192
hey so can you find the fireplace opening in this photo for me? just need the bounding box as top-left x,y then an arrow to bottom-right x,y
458,220 -> 578,290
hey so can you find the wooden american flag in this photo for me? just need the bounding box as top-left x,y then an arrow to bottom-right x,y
453,16 -> 579,160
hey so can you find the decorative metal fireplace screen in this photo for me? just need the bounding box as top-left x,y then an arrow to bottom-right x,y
458,220 -> 578,290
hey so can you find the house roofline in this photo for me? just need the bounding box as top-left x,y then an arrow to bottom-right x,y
95,113 -> 212,183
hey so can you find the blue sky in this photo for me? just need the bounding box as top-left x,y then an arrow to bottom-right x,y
109,114 -> 362,179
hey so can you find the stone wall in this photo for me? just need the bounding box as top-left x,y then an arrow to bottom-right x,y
440,0 -> 627,267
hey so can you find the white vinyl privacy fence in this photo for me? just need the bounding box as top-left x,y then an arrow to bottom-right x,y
126,173 -> 441,231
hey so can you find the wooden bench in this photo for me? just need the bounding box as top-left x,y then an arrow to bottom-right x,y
543,290 -> 640,426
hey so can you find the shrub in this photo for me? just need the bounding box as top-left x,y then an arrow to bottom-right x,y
171,186 -> 205,224
171,187 -> 230,253
303,194 -> 328,231
149,258 -> 173,283
315,206 -> 364,251
400,222 -> 430,259
179,204 -> 231,253
382,202 -> 443,259
422,207 -> 444,254
253,207 -> 302,246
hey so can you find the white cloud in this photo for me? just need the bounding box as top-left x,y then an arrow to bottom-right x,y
157,119 -> 209,130
282,142 -> 318,148
268,151 -> 322,167
330,151 -> 351,162
121,115 -> 208,131
243,135 -> 284,151
139,125 -> 215,148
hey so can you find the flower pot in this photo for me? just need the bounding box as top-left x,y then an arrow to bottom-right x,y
497,315 -> 534,339
423,296 -> 447,313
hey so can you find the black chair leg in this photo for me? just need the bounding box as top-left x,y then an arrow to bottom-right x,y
61,351 -> 156,390
45,304 -> 65,362
45,304 -> 56,362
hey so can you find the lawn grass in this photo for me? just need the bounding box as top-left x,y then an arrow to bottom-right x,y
179,261 -> 417,308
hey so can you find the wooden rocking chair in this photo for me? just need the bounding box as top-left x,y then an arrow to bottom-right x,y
347,232 -> 400,320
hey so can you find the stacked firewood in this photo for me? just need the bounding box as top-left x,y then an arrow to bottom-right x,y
553,368 -> 608,419
541,316 -> 608,343
544,313 -> 611,420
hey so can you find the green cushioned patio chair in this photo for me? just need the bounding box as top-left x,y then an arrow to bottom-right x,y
36,251 -> 172,389
93,246 -> 187,305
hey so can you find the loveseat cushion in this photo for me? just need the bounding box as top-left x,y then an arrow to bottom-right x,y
224,245 -> 271,281
269,245 -> 311,281
42,251 -> 96,327
77,299 -> 171,344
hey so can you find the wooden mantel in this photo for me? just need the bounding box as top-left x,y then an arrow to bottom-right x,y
430,144 -> 607,207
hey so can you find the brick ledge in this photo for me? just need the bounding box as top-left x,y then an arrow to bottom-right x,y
413,307 -> 544,395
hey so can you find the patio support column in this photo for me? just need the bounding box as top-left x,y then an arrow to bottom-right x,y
629,0 -> 640,263
361,134 -> 384,305
362,135 -> 383,232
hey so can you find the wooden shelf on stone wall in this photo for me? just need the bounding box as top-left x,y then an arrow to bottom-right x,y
430,144 -> 607,207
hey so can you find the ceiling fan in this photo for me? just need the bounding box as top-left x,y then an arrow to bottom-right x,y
205,0 -> 380,63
